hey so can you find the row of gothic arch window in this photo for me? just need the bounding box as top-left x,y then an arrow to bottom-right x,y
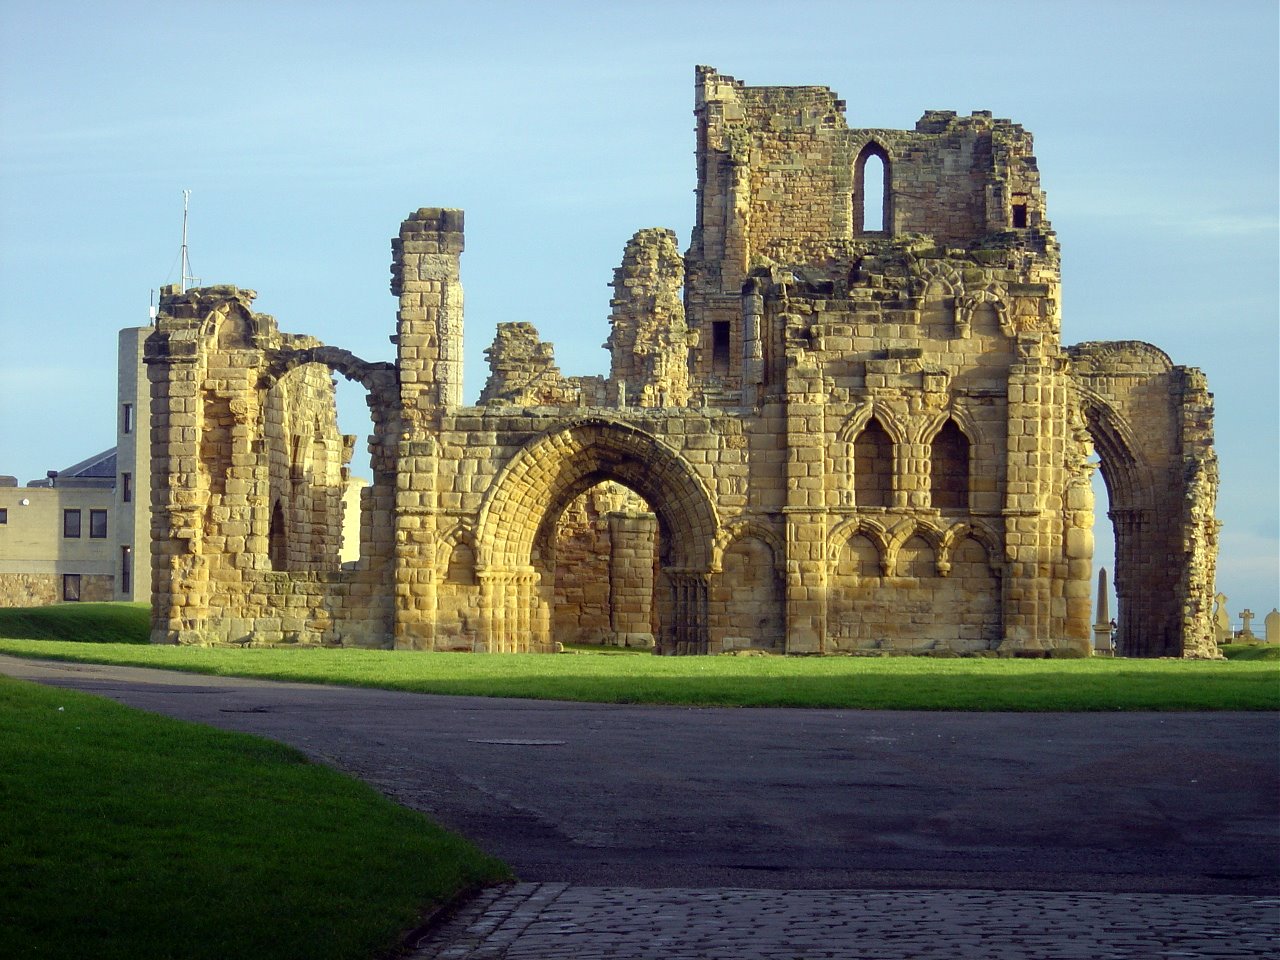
852,418 -> 969,510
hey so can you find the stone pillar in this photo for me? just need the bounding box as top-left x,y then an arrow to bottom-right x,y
389,209 -> 464,650
391,208 -> 465,422
741,282 -> 764,406
608,512 -> 657,648
782,365 -> 827,653
1000,335 -> 1067,650
144,292 -> 209,645
1175,367 -> 1220,657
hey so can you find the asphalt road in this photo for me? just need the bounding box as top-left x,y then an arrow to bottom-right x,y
3,654 -> 1276,896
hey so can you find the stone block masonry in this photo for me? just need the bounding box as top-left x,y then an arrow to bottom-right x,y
145,67 -> 1218,657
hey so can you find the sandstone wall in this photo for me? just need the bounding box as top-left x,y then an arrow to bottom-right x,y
143,69 -> 1217,658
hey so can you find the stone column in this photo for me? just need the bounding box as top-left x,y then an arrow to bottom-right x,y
391,208 -> 465,419
608,512 -> 657,648
144,293 -> 209,645
999,335 -> 1067,650
389,210 -> 464,650
782,365 -> 827,653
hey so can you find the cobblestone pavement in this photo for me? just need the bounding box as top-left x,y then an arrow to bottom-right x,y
412,884 -> 1280,960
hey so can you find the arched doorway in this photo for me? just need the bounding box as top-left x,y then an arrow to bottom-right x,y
475,417 -> 718,653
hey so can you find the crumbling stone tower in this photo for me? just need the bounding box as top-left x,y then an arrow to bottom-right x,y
146,67 -> 1218,657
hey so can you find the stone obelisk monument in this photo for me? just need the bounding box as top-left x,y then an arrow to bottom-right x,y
1093,568 -> 1115,655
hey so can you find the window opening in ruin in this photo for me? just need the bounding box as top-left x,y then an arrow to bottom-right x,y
855,143 -> 891,235
711,320 -> 731,376
266,364 -> 373,573
120,546 -> 132,596
89,509 -> 108,539
542,480 -> 660,652
852,418 -> 893,508
1090,456 -> 1119,646
930,420 -> 970,510
333,376 -> 375,568
268,499 -> 287,571
62,574 -> 81,602
63,509 -> 81,539
1012,203 -> 1028,228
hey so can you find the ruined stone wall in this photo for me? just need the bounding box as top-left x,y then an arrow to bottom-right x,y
1066,342 -> 1219,656
549,482 -> 652,645
145,286 -> 393,646
607,229 -> 692,408
144,69 -> 1216,658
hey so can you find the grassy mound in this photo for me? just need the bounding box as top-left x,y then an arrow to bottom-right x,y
1221,643 -> 1280,661
0,602 -> 150,644
0,676 -> 508,960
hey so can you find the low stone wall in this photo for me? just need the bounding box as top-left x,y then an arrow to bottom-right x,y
0,573 -> 113,607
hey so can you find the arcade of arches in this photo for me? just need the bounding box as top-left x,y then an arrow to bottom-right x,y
144,68 -> 1219,657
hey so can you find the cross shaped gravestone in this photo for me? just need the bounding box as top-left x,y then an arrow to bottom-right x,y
1239,609 -> 1256,639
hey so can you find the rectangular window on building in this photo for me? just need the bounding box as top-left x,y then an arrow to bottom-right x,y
0,508 -> 7,524
122,473 -> 132,503
63,509 -> 81,538
63,574 -> 81,602
121,546 -> 132,596
90,509 -> 108,539
122,403 -> 134,435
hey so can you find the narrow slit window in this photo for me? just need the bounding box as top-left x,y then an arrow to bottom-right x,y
712,321 -> 731,376
862,153 -> 885,231
122,473 -> 132,503
120,546 -> 132,596
855,143 -> 891,236
122,403 -> 133,434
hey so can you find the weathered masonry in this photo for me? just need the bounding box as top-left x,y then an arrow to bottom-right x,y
145,67 -> 1219,657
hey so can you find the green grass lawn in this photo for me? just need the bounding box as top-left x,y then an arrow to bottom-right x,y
0,675 -> 509,960
1,639 -> 1276,711
0,601 -> 150,644
1221,642 -> 1280,661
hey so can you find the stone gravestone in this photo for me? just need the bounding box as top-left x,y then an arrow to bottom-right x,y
1265,609 -> 1279,645
1239,609 -> 1256,641
1212,593 -> 1230,645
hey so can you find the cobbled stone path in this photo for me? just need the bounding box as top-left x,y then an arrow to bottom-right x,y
411,884 -> 1280,960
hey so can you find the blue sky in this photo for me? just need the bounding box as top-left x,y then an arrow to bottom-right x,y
1,0 -> 1276,618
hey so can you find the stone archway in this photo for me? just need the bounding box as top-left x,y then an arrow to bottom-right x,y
475,417 -> 718,653
1078,394 -> 1173,657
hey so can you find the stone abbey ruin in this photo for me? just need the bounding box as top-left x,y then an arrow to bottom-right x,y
145,67 -> 1219,657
